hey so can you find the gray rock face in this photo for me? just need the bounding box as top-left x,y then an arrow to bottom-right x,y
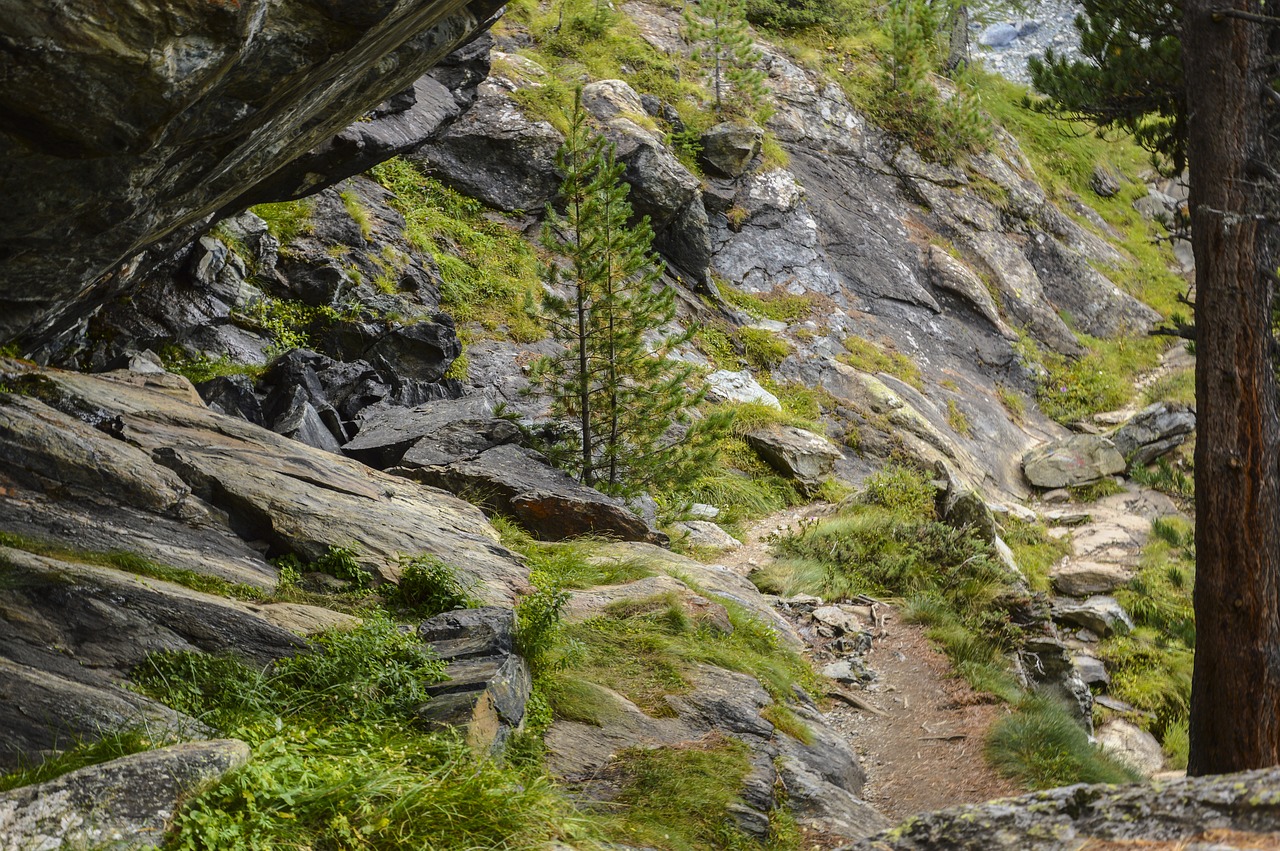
394,443 -> 663,543
1111,402 -> 1196,465
927,246 -> 1016,339
1023,435 -> 1126,488
0,740 -> 250,851
699,122 -> 765,178
671,520 -> 743,551
0,0 -> 504,347
746,424 -> 842,487
1091,164 -> 1122,198
1050,560 -> 1131,597
345,396 -> 519,469
853,768 -> 1280,850
1096,718 -> 1165,777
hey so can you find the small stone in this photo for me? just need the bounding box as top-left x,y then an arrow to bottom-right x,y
1043,489 -> 1071,504
812,605 -> 862,635
1096,718 -> 1165,776
1073,654 -> 1110,688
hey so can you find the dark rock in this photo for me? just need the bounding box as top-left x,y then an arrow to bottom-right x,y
655,199 -> 714,283
412,89 -> 563,212
698,122 -> 764,178
196,375 -> 265,426
0,739 -> 250,849
1,0 -> 505,347
1091,164 -> 1122,198
1111,402 -> 1196,465
0,659 -> 207,772
851,767 -> 1280,850
1018,636 -> 1093,731
344,395 -> 511,468
365,316 -> 462,383
395,444 -> 664,543
1025,231 -> 1161,339
1023,434 -> 1126,488
746,424 -> 842,488
419,606 -> 515,659
419,650 -> 530,753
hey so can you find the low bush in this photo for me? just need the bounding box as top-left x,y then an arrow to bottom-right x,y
986,693 -> 1142,789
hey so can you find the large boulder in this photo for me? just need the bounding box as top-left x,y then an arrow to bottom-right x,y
1023,435 -> 1126,488
1110,402 -> 1196,465
851,767 -> 1280,850
746,424 -> 842,487
0,740 -> 250,850
1096,718 -> 1165,777
1,0 -> 505,347
393,443 -> 664,543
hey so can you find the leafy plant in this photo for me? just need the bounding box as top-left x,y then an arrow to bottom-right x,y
391,554 -> 478,616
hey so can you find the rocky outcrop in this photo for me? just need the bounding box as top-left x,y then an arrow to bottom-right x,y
853,768 -> 1280,850
1,0 -> 504,348
0,740 -> 250,850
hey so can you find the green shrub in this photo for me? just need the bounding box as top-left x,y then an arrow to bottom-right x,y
986,693 -> 1143,789
391,554 -> 478,616
858,463 -> 936,517
273,544 -> 371,591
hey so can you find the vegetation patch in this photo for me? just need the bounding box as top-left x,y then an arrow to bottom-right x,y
720,286 -> 816,324
1017,334 -> 1164,425
986,693 -> 1142,789
0,729 -> 158,793
737,327 -> 793,371
250,199 -> 314,247
371,158 -> 543,341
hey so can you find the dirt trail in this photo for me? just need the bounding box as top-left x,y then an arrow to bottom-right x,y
716,505 -> 1022,826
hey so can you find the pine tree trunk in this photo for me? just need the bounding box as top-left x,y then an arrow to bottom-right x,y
1183,0 -> 1280,775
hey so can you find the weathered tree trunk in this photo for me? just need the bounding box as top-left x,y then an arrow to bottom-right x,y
945,4 -> 969,72
1184,0 -> 1280,774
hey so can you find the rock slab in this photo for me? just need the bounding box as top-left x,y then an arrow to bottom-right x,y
1023,435 -> 1126,488
0,739 -> 250,850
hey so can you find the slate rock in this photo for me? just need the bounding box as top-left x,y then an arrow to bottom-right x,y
746,424 -> 842,487
196,374 -> 265,426
1091,164 -> 1122,198
0,740 -> 250,850
698,122 -> 764,178
396,444 -> 663,543
1023,434 -> 1126,488
412,89 -> 563,212
671,520 -> 742,550
344,395 -> 507,469
1111,402 -> 1196,465
366,316 -> 463,384
1073,654 -> 1110,688
979,23 -> 1019,46
419,651 -> 531,753
419,607 -> 515,660
1051,560 -> 1131,597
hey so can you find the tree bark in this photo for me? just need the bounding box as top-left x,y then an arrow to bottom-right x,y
1184,0 -> 1280,774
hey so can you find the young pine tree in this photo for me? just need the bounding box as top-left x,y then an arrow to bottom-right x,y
533,96 -> 722,499
685,0 -> 767,118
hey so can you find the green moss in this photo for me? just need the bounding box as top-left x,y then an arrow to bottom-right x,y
719,284 -> 816,324
839,335 -> 924,391
945,399 -> 973,436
